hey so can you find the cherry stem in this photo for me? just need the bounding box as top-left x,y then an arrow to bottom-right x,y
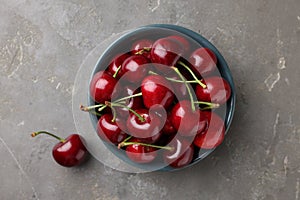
135,47 -> 151,55
171,66 -> 196,112
104,102 -> 117,122
106,101 -> 145,122
178,61 -> 207,88
118,135 -> 132,148
118,141 -> 174,151
31,131 -> 65,143
98,105 -> 107,112
80,104 -> 104,111
148,71 -> 197,83
113,92 -> 142,103
80,104 -> 103,117
113,65 -> 122,78
194,101 -> 220,109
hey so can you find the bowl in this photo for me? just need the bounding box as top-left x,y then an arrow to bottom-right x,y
84,24 -> 235,172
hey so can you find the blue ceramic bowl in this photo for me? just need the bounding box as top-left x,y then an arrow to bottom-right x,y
88,24 -> 236,171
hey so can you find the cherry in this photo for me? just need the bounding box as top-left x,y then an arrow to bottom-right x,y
151,37 -> 183,67
31,131 -> 88,167
167,35 -> 190,53
162,112 -> 177,136
123,138 -> 157,163
193,111 -> 225,149
189,48 -> 217,77
131,39 -> 153,60
107,53 -> 130,78
119,55 -> 150,83
90,71 -> 117,104
126,108 -> 163,139
195,76 -> 231,105
170,100 -> 200,137
97,114 -> 128,144
141,75 -> 175,110
163,138 -> 194,168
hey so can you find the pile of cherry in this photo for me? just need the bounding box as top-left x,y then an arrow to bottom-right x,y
82,34 -> 231,169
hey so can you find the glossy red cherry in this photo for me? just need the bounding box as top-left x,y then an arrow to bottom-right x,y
167,35 -> 190,53
31,131 -> 88,167
141,75 -> 175,110
189,48 -> 217,77
119,55 -> 150,83
151,37 -> 183,67
170,100 -> 200,137
195,76 -> 231,105
126,108 -> 163,139
97,114 -> 128,144
193,111 -> 225,149
162,112 -> 177,136
163,138 -> 194,168
107,53 -> 130,78
125,138 -> 157,163
90,71 -> 117,104
131,39 -> 153,60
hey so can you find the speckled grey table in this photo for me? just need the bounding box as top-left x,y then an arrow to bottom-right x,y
1,0 -> 300,199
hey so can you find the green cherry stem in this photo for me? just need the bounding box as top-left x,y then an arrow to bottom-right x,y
178,61 -> 206,88
80,104 -> 103,117
118,141 -> 174,151
113,92 -> 143,103
104,102 -> 117,122
194,101 -> 220,110
31,131 -> 65,143
135,47 -> 151,55
117,135 -> 133,148
148,71 -> 197,83
113,65 -> 122,78
171,66 -> 196,112
80,104 -> 104,111
98,105 -> 108,112
106,101 -> 145,122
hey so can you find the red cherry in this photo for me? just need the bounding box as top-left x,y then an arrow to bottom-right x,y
196,110 -> 208,135
193,111 -> 225,149
163,138 -> 194,168
90,71 -> 117,104
170,100 -> 200,137
167,35 -> 190,53
141,75 -> 175,110
97,114 -> 128,144
131,39 -> 153,60
189,48 -> 217,77
107,53 -> 130,78
162,112 -> 177,136
151,37 -> 183,67
31,131 -> 88,167
125,138 -> 157,163
119,55 -> 150,83
195,76 -> 231,105
126,108 -> 163,139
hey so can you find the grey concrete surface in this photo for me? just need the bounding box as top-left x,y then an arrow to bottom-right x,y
1,0 -> 300,199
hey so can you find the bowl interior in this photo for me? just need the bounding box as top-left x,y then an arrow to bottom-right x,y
88,24 -> 236,171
